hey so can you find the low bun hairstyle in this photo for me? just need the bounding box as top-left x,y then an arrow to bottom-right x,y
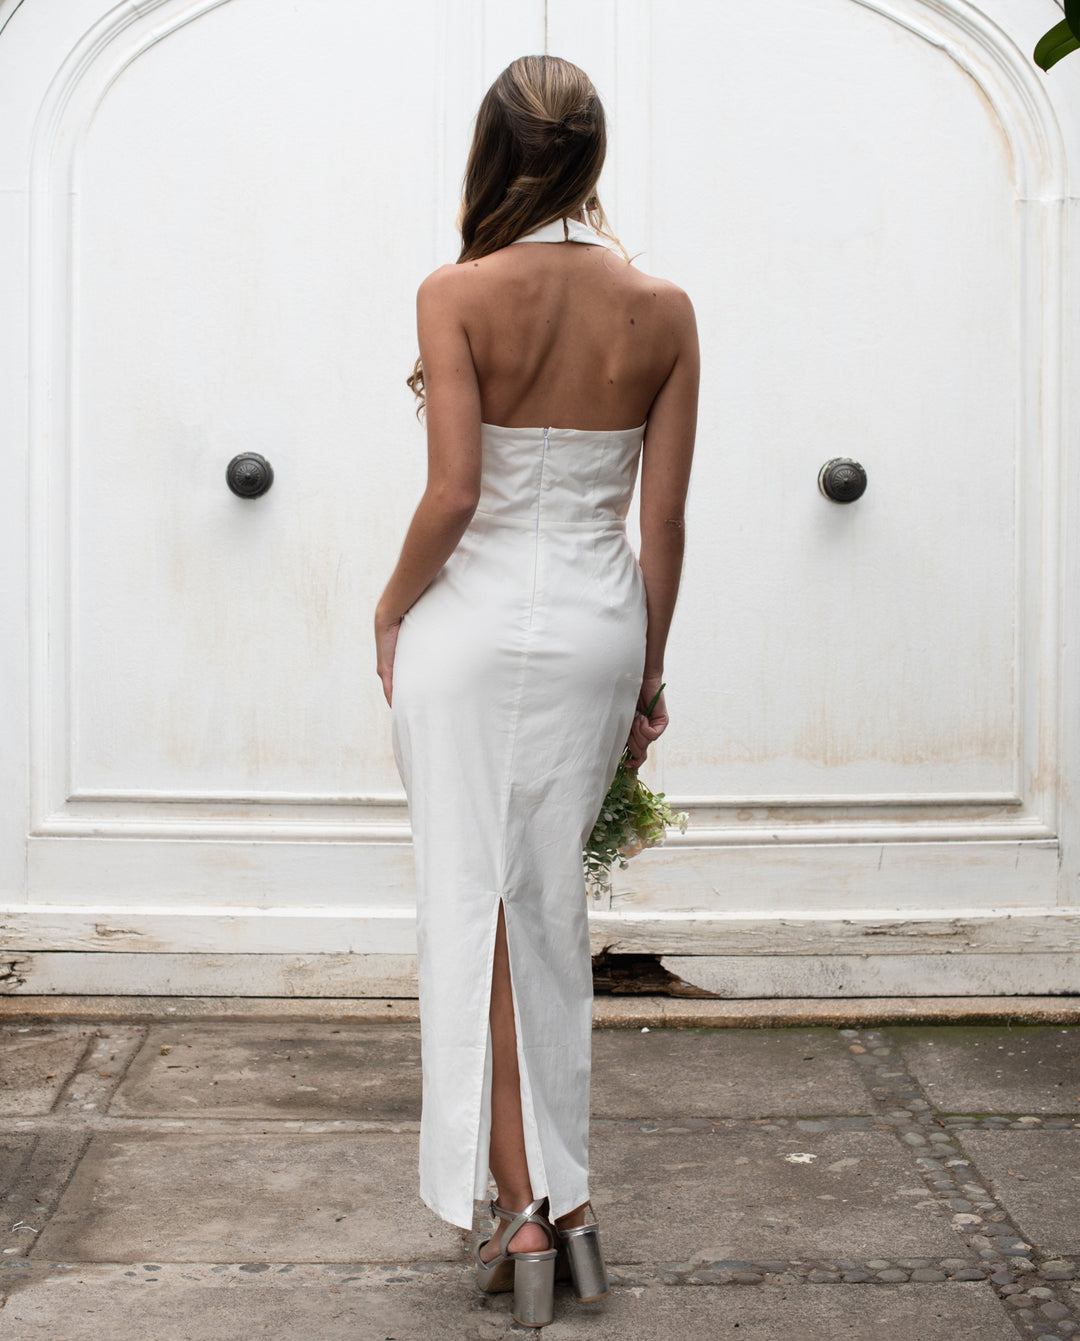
409,55 -> 621,412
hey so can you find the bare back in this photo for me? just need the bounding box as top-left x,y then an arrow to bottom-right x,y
444,236 -> 688,431
412,224 -> 698,629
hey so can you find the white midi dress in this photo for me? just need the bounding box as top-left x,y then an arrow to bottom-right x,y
391,218 -> 648,1229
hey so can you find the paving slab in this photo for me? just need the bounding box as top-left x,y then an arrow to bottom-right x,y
0,1135 -> 35,1195
0,1024 -> 93,1115
111,1023 -> 422,1120
953,1127 -> 1080,1255
31,1132 -> 459,1263
0,1264 -> 1018,1341
546,1279 -> 1019,1341
892,1023 -> 1080,1113
589,1125 -> 969,1263
591,1027 -> 872,1118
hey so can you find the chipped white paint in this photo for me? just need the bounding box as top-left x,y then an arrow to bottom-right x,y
3,903 -> 1079,956
2,0 -> 1080,995
661,953 -> 1080,998
0,953 -> 419,998
2,947 -> 1073,999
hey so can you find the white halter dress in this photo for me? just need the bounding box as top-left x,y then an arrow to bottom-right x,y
391,218 -> 647,1228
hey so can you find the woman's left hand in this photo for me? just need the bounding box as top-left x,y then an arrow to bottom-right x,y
375,609 -> 402,707
625,681 -> 668,768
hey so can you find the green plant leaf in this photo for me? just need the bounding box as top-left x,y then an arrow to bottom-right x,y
1034,18 -> 1080,72
1067,0 -> 1080,42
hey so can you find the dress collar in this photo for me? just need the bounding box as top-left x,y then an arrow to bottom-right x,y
509,217 -> 619,250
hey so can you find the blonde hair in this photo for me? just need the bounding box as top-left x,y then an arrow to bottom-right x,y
408,55 -> 621,413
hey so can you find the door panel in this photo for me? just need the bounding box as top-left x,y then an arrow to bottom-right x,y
29,0 -> 540,860
70,0 -> 430,798
550,0 -> 1063,911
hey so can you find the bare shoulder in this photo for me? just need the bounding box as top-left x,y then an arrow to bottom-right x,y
417,259 -> 501,324
622,266 -> 697,357
627,265 -> 695,319
416,262 -> 468,307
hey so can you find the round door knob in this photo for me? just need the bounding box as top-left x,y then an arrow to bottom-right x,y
226,452 -> 274,498
818,457 -> 867,503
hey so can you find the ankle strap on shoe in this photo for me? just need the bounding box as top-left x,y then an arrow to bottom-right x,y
490,1197 -> 554,1252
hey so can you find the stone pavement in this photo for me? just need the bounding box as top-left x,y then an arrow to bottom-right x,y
0,1005 -> 1079,1339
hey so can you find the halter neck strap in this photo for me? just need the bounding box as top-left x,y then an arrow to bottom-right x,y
509,217 -> 620,251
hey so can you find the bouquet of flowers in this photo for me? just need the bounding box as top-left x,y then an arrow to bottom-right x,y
583,684 -> 689,897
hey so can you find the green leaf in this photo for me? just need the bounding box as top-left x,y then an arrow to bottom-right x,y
1034,18 -> 1080,72
1067,0 -> 1080,42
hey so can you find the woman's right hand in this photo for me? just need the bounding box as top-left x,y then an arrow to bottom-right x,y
625,676 -> 668,768
375,607 -> 402,708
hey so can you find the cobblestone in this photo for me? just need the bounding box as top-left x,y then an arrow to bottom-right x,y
838,1021 -> 1080,1341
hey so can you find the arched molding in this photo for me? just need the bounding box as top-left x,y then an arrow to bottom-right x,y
854,0 -> 1066,200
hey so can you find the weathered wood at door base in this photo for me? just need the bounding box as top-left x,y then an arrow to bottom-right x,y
4,908 -> 1080,956
0,952 -> 420,998
588,912 -> 1080,955
660,953 -> 1080,998
1,946 -> 1078,999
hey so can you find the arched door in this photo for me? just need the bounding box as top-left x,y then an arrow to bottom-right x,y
2,0 -> 1079,995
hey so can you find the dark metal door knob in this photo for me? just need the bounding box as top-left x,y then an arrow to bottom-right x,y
226,452 -> 274,498
818,457 -> 867,503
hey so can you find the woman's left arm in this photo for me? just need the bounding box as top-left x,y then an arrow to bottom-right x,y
375,266 -> 482,706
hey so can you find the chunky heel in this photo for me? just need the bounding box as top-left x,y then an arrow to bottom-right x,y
511,1249 -> 557,1327
556,1211 -> 610,1301
474,1197 -> 558,1327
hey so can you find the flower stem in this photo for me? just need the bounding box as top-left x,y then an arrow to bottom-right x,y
644,682 -> 665,717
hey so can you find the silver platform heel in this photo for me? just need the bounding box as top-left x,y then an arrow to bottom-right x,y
474,1197 -> 558,1328
555,1205 -> 610,1302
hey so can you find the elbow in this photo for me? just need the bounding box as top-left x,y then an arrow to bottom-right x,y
429,480 -> 480,523
641,513 -> 686,545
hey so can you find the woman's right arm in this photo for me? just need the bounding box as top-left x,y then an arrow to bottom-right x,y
626,288 -> 699,767
374,267 -> 483,706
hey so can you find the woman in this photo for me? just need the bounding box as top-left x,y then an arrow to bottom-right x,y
374,55 -> 698,1327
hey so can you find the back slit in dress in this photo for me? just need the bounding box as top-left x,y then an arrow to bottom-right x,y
390,218 -> 648,1229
